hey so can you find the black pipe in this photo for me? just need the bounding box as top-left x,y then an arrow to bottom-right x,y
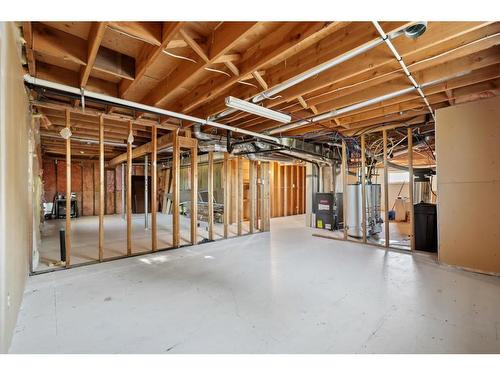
59,229 -> 66,262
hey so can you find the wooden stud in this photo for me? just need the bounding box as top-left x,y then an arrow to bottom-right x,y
284,165 -> 288,216
261,162 -> 271,231
126,120 -> 132,255
208,151 -> 214,241
65,109 -> 71,267
172,132 -> 180,247
190,144 -> 198,245
151,125 -> 158,251
342,140 -> 348,240
99,115 -> 104,261
383,130 -> 390,248
223,152 -> 229,238
408,127 -> 415,251
249,160 -> 256,234
361,134 -> 367,243
237,157 -> 243,236
295,165 -> 300,215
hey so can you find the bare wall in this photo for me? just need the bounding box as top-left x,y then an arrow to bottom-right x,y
0,22 -> 31,352
436,96 -> 500,275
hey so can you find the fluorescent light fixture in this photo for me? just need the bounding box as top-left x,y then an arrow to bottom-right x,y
225,96 -> 291,123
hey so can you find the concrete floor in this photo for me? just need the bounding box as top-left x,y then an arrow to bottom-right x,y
36,213 -> 251,271
12,215 -> 500,353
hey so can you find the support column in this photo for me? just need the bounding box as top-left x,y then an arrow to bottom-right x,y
237,157 -> 243,236
151,125 -> 157,251
190,145 -> 198,245
383,130 -> 389,248
342,141 -> 348,240
249,160 -> 256,234
127,120 -> 132,255
223,152 -> 229,239
121,163 -> 125,219
261,162 -> 271,232
65,109 -> 71,267
144,155 -> 148,229
99,115 -> 104,261
208,151 -> 214,241
408,127 -> 415,251
361,134 -> 367,243
172,132 -> 180,248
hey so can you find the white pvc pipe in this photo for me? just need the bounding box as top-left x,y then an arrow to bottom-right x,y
24,74 -> 280,143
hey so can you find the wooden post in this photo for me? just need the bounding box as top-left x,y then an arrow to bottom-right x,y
151,125 -> 157,251
190,145 -> 198,245
342,140 -> 348,240
383,130 -> 389,248
99,115 -> 104,261
65,109 -> 72,267
172,132 -> 180,247
261,162 -> 271,231
361,134 -> 367,243
276,164 -> 282,217
408,127 -> 415,251
208,151 -> 214,241
223,152 -> 229,238
249,160 -> 256,234
284,165 -> 288,216
237,157 -> 243,236
127,120 -> 132,255
295,165 -> 300,215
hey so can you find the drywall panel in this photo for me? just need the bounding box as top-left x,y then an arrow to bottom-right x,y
436,96 -> 500,274
0,22 -> 31,352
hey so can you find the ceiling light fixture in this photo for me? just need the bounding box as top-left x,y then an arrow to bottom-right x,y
225,96 -> 292,123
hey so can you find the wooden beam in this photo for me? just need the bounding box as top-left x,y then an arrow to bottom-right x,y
22,22 -> 35,75
172,132 -> 180,247
190,143 -> 198,245
261,162 -> 271,231
179,28 -> 209,63
107,22 -> 162,46
65,109 -> 71,267
208,151 -> 214,241
126,120 -> 133,255
252,71 -> 268,90
99,114 -> 104,261
143,22 -> 260,107
179,22 -> 348,113
120,22 -> 184,98
151,125 -> 158,251
80,22 -> 108,88
383,130 -> 389,248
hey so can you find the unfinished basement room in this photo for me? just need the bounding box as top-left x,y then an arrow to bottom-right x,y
1,2 -> 500,367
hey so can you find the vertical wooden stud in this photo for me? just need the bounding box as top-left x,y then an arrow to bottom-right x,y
208,151 -> 214,241
261,162 -> 271,231
249,160 -> 256,234
383,130 -> 389,248
190,144 -> 198,245
237,157 -> 243,236
151,125 -> 157,251
172,132 -> 180,247
223,152 -> 229,238
99,115 -> 104,261
408,127 -> 415,251
65,109 -> 72,267
126,120 -> 132,255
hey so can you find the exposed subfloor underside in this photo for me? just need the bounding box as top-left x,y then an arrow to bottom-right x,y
11,215 -> 500,353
